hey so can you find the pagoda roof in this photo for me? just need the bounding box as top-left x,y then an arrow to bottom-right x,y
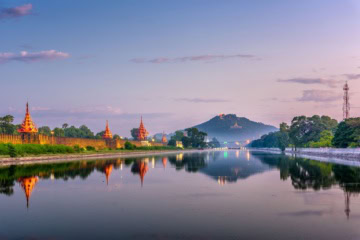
103,120 -> 113,139
18,102 -> 38,133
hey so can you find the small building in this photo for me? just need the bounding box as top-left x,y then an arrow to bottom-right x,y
176,141 -> 184,149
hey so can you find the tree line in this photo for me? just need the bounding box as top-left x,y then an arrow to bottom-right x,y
251,115 -> 360,150
0,115 -> 121,139
0,115 -> 215,148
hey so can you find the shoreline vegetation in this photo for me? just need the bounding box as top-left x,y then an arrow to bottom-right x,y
0,142 -> 182,158
250,115 -> 360,151
0,147 -> 196,167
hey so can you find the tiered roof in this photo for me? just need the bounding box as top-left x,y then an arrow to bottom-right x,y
137,116 -> 149,141
18,102 -> 38,133
103,120 -> 113,139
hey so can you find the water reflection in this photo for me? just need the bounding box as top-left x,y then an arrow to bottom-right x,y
18,176 -> 38,208
253,152 -> 360,219
131,161 -> 149,186
1,150 -> 360,220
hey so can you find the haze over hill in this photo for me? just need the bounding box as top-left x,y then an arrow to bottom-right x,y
192,114 -> 277,143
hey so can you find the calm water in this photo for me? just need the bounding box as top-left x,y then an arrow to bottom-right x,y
1,150 -> 360,240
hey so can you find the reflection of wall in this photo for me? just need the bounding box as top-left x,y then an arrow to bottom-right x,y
0,133 -> 164,150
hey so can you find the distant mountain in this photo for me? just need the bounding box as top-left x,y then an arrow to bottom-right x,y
192,114 -> 277,143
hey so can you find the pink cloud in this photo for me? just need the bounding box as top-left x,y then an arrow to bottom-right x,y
131,54 -> 257,64
0,4 -> 32,19
297,90 -> 342,102
278,78 -> 340,88
0,50 -> 70,64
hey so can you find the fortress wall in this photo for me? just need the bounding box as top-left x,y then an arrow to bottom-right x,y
0,134 -> 23,145
0,134 -> 164,149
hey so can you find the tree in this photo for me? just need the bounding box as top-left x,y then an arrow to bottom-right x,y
181,136 -> 192,148
131,128 -> 139,140
38,126 -> 52,136
95,131 -> 105,139
64,125 -> 95,138
124,141 -> 136,150
53,127 -> 65,137
308,130 -> 333,148
185,128 -> 207,148
289,115 -> 338,148
62,123 -> 68,129
332,118 -> 360,148
113,134 -> 121,139
276,131 -> 289,151
280,122 -> 289,133
79,125 -> 94,138
0,115 -> 17,134
173,131 -> 185,140
168,139 -> 176,146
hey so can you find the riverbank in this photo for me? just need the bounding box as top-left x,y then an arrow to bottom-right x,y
0,149 -> 199,167
250,147 -> 360,166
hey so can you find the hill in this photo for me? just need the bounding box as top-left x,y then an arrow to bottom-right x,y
192,114 -> 277,143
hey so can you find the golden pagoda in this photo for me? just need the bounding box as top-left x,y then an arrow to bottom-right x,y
137,116 -> 149,141
102,120 -> 113,139
18,102 -> 38,133
139,161 -> 148,186
18,176 -> 38,208
161,132 -> 167,143
104,164 -> 113,185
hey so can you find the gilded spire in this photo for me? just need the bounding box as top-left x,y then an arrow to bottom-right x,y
137,116 -> 149,141
18,102 -> 38,133
161,132 -> 167,143
103,120 -> 113,139
18,176 -> 38,208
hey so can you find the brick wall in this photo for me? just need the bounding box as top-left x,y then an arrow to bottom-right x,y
0,133 -> 164,149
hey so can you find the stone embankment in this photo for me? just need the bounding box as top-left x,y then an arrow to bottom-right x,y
250,147 -> 360,166
0,150 -> 199,167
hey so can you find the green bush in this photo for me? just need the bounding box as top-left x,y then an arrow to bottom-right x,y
8,144 -> 17,158
0,143 -> 76,157
86,146 -> 96,151
0,144 -> 10,155
73,145 -> 84,153
124,141 -> 136,150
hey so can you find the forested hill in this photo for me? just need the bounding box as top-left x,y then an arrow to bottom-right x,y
192,114 -> 277,142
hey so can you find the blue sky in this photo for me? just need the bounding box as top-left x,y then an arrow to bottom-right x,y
1,0 -> 360,137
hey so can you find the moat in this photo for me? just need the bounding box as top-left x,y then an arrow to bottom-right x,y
1,150 -> 360,240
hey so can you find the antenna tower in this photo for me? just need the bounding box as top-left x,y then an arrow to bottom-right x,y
343,82 -> 350,120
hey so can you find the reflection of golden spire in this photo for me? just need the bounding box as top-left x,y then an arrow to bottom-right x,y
162,157 -> 167,169
104,165 -> 113,185
103,120 -> 113,139
139,161 -> 148,186
18,102 -> 38,133
18,176 -> 38,208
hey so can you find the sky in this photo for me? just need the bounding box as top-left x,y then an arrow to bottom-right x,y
1,0 -> 360,137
